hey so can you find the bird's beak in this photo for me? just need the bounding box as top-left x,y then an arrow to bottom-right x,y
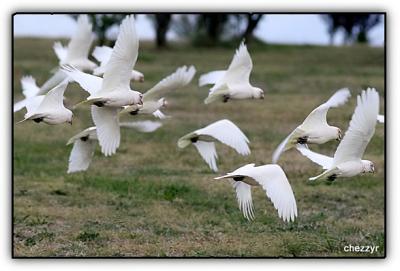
337,130 -> 342,141
68,120 -> 73,125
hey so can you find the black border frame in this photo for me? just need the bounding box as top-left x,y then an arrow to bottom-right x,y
11,11 -> 387,259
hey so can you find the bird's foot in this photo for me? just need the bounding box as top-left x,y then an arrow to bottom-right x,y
233,176 -> 245,182
223,95 -> 230,103
129,109 -> 139,116
33,117 -> 44,123
297,136 -> 308,144
93,101 -> 105,107
80,136 -> 89,142
190,136 -> 199,143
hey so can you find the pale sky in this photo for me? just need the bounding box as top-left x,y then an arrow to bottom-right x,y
13,14 -> 384,46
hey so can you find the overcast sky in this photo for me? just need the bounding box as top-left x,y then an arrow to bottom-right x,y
13,14 -> 384,46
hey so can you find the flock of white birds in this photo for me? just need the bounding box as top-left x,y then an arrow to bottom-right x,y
14,15 -> 384,223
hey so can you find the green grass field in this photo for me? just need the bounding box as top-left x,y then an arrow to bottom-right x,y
13,38 -> 385,257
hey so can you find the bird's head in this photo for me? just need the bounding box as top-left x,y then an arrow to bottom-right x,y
252,87 -> 264,100
362,160 -> 375,173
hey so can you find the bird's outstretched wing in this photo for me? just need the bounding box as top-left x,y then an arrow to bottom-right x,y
14,76 -> 41,113
193,141 -> 218,172
152,110 -> 169,119
61,64 -> 103,95
100,15 -> 138,93
333,88 -> 379,165
92,46 -> 113,75
214,42 -> 252,90
22,95 -> 45,119
231,180 -> 255,221
38,69 -> 68,95
37,80 -> 69,112
91,106 -> 121,156
272,128 -> 305,163
66,15 -> 94,62
301,88 -> 351,130
197,119 -> 250,155
53,42 -> 68,63
215,164 -> 297,222
143,66 -> 196,102
120,120 -> 162,133
67,137 -> 96,173
199,70 -> 225,87
295,144 -> 333,170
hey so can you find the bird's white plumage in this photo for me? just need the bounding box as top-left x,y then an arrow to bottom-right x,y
272,88 -> 351,163
61,64 -> 102,95
68,137 -> 96,174
198,70 -> 225,87
332,88 -> 379,166
38,80 -> 68,112
196,119 -> 250,155
65,15 -> 94,62
193,141 -> 218,172
91,106 -> 120,156
119,120 -> 162,133
301,88 -> 351,130
23,95 -> 45,118
152,109 -> 168,119
38,70 -> 68,95
215,164 -> 297,222
53,42 -> 68,63
14,76 -> 42,113
230,180 -> 255,220
100,15 -> 138,94
296,145 -> 333,170
143,66 -> 196,102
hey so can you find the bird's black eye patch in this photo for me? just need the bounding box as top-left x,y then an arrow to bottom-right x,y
80,136 -> 89,142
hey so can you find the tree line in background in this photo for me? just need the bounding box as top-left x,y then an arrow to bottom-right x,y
72,13 -> 382,48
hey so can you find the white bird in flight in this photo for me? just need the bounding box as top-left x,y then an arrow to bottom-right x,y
39,15 -> 97,95
14,76 -> 41,113
67,121 -> 162,173
92,45 -> 144,82
200,42 -> 264,104
120,65 -> 196,119
16,80 -> 73,125
272,88 -> 351,163
177,119 -> 250,172
214,163 -> 297,222
296,88 -> 379,181
61,15 -> 144,156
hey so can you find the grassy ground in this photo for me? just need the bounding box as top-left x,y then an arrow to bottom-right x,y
13,38 -> 385,257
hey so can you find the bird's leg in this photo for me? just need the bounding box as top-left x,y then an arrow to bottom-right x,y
33,117 -> 44,123
80,136 -> 89,142
327,174 -> 337,182
297,136 -> 308,144
129,109 -> 139,116
223,95 -> 230,103
93,101 -> 105,107
190,136 -> 199,143
233,176 -> 245,182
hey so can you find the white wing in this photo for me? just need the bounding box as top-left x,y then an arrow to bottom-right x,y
92,46 -> 113,75
14,99 -> 28,113
23,95 -> 45,118
214,42 -> 252,90
100,15 -> 138,93
119,120 -> 162,133
67,139 -> 96,173
301,88 -> 351,130
66,15 -> 94,62
198,70 -> 225,87
272,128 -> 305,163
197,119 -> 250,155
333,88 -> 379,165
61,64 -> 102,95
53,42 -> 68,63
231,181 -> 255,220
38,69 -> 68,95
215,164 -> 297,222
21,75 -> 40,98
152,110 -> 169,119
91,106 -> 120,156
377,114 -> 384,123
66,127 -> 97,145
295,145 -> 333,170
193,141 -> 218,172
36,80 -> 68,112
143,65 -> 196,101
